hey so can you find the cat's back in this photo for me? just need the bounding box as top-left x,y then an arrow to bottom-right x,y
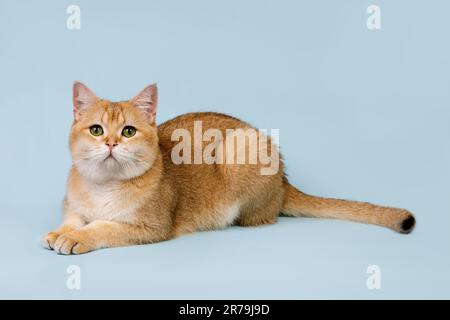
157,112 -> 251,145
157,111 -> 280,172
156,112 -> 284,235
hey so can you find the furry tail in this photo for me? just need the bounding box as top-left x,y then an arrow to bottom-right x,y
282,182 -> 415,234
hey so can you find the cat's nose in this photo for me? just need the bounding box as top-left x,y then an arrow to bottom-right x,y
105,143 -> 118,151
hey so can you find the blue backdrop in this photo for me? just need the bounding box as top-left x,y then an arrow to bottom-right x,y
0,0 -> 449,298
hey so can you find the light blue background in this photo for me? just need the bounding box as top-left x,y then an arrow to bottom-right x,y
0,0 -> 449,299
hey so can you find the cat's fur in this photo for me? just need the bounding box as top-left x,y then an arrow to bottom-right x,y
43,82 -> 415,255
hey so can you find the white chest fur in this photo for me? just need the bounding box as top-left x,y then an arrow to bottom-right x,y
68,182 -> 138,223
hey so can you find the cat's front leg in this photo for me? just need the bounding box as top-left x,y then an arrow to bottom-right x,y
43,213 -> 86,250
53,220 -> 170,255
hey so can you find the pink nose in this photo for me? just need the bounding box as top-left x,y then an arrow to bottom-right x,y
106,143 -> 118,151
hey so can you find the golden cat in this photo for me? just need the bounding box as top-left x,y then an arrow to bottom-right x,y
42,82 -> 416,255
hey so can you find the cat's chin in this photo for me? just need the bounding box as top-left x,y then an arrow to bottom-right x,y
74,159 -> 152,183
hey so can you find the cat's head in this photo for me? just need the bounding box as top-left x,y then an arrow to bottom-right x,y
69,82 -> 159,182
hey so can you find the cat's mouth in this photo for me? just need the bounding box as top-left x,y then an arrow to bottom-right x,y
103,153 -> 117,162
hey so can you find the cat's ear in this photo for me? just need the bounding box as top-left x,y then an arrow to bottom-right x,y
73,81 -> 98,120
131,83 -> 158,123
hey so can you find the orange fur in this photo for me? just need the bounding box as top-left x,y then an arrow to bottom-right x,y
43,82 -> 415,255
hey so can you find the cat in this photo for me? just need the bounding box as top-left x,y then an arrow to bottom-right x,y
42,82 -> 416,255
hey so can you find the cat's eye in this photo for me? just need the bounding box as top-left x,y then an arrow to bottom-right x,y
89,125 -> 104,136
122,126 -> 137,138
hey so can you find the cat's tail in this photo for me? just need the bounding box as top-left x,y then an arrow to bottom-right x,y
281,182 -> 416,234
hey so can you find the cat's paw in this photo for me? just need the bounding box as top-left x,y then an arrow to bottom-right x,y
42,232 -> 61,250
53,232 -> 96,255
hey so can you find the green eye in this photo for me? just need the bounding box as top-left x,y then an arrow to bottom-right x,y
89,125 -> 103,136
122,126 -> 136,138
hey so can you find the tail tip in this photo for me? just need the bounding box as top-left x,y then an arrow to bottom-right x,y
400,214 -> 416,234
